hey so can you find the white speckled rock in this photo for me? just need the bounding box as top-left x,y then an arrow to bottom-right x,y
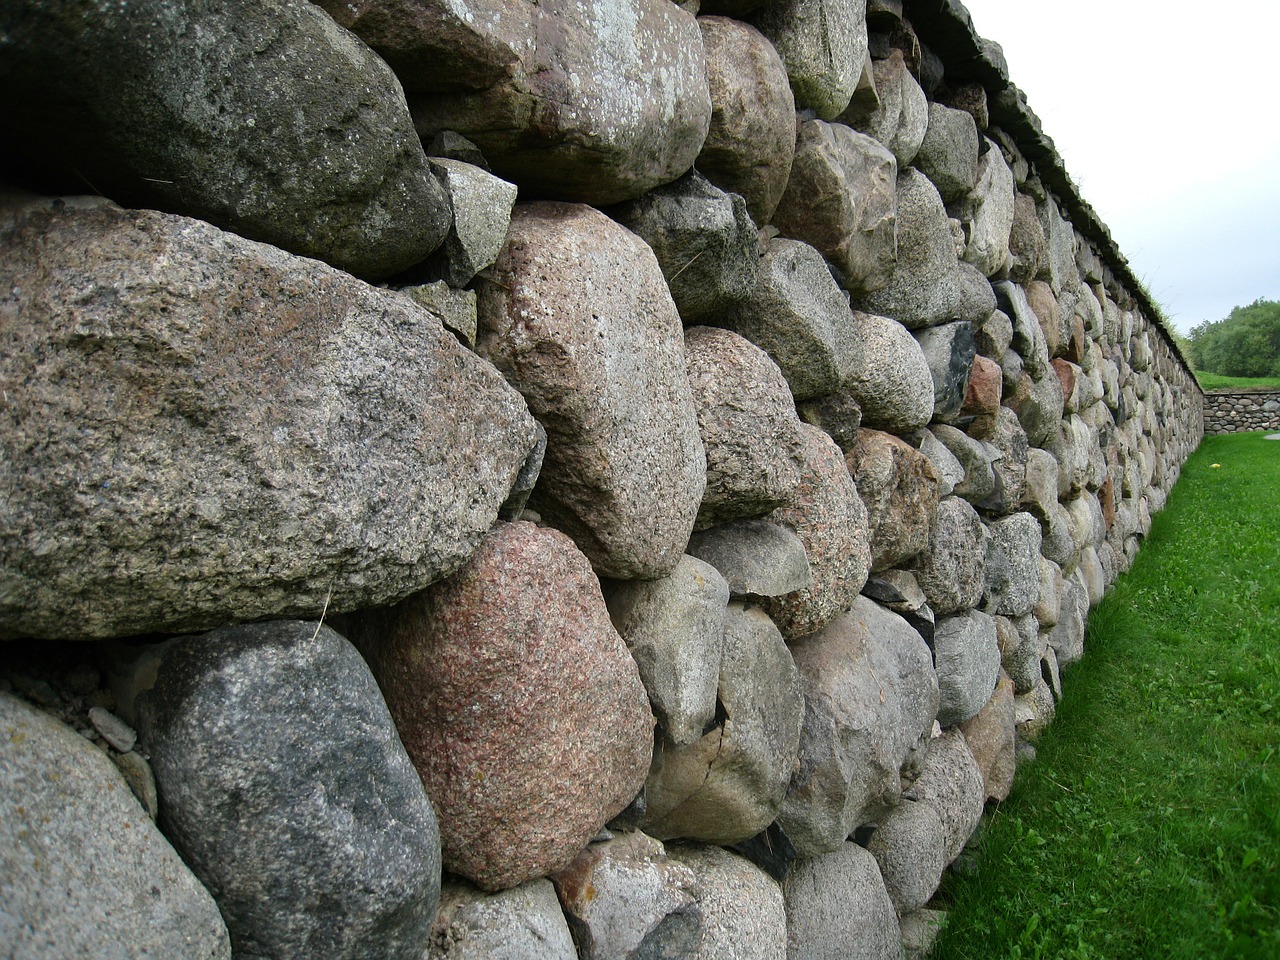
783,843 -> 903,960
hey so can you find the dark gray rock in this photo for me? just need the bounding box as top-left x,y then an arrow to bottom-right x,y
0,196 -> 537,641
982,512 -> 1043,618
783,843 -> 903,960
1,693 -> 231,959
428,879 -> 578,960
0,0 -> 449,280
932,609 -> 1001,727
915,103 -> 979,203
135,622 -> 442,960
913,321 -> 977,422
687,520 -> 813,601
910,496 -> 988,617
754,0 -> 869,120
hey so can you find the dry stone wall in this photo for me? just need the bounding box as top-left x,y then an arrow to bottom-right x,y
1202,391 -> 1280,435
0,1 -> 1203,958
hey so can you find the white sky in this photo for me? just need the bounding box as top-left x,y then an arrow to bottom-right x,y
958,0 -> 1280,334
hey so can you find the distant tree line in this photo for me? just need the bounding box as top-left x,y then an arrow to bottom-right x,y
1187,298 -> 1280,376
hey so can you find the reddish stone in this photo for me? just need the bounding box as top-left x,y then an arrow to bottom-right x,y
1098,474 -> 1116,530
960,354 -> 1002,420
1051,357 -> 1077,405
959,672 -> 1016,803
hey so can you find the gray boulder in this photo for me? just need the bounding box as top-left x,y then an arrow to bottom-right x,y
697,15 -> 797,225
1007,370 -> 1066,448
959,672 -> 1017,802
982,513 -> 1044,618
1,693 -> 231,960
1037,196 -> 1078,295
913,321 -> 977,422
1,0 -> 449,280
910,496 -> 989,617
428,880 -> 578,960
974,307 -> 1014,360
930,424 -> 997,507
919,428 -> 966,499
477,202 -> 706,580
1007,191 -> 1046,284
610,171 -> 759,325
866,800 -> 947,915
687,520 -> 813,602
780,597 -> 939,856
843,49 -> 927,167
402,281 -> 480,349
754,0 -> 869,120
915,103 -> 979,203
0,196 -> 536,641
666,844 -> 788,960
910,729 -> 985,862
773,119 -> 897,295
783,843 -> 903,960
841,312 -> 936,434
997,613 -> 1043,696
854,170 -> 996,331
1048,574 -> 1089,667
410,0 -> 711,206
419,158 -> 518,287
957,141 -> 1016,277
980,407 -> 1030,514
134,623 -> 443,960
933,609 -> 1001,727
846,429 -> 941,572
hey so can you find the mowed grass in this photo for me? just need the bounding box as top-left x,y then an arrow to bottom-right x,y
932,432 -> 1280,960
1196,372 -> 1280,392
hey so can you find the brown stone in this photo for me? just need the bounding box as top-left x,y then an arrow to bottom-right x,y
1024,280 -> 1062,358
960,354 -> 1002,421
958,672 -> 1016,802
1051,358 -> 1079,410
845,429 -> 941,572
348,522 -> 654,891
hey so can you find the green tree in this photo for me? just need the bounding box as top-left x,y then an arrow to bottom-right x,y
1188,298 -> 1280,376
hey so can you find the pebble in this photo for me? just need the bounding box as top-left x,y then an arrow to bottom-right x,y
89,705 -> 138,753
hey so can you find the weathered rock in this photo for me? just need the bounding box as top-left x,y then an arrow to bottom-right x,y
979,407 -> 1030,514
697,16 -> 797,225
428,879 -> 578,960
910,496 -> 988,617
1,693 -> 232,959
915,103 -> 978,203
666,844 -> 788,960
798,392 -> 865,453
843,48 -> 927,168
1007,369 -> 1066,448
402,281 -> 481,349
930,424 -> 996,507
609,171 -> 759,325
346,522 -> 654,891
754,0 -> 869,120
687,520 -> 813,601
959,672 -> 1017,802
0,196 -> 536,641
134,622 -> 443,958
919,428 -> 965,498
866,800 -> 947,915
1025,279 -> 1064,357
913,321 -> 977,422
960,353 -> 1003,427
974,307 -> 1014,360
686,326 -> 806,527
725,239 -> 855,401
643,603 -> 804,845
854,169 -> 996,331
410,0 -> 711,206
993,280 -> 1050,378
477,202 -> 706,580
552,832 -> 699,960
956,141 -> 1015,277
1021,447 -> 1061,522
997,613 -> 1042,696
780,597 -> 939,856
982,512 -> 1043,618
901,909 -> 948,960
1048,574 -> 1088,667
773,119 -> 897,294
762,424 -> 873,640
841,312 -> 936,434
1033,556 -> 1065,629
1015,677 -> 1056,741
783,843 -> 903,960
909,729 -> 985,862
418,158 -> 519,287
1037,196 -> 1078,295
932,609 -> 1000,728
861,570 -> 936,647
846,429 -> 942,572
2,0 -> 450,280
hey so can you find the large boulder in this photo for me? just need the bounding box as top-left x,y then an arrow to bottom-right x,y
0,0 -> 449,280
914,103 -> 979,203
839,312 -> 936,434
843,48 -> 927,167
956,141 -> 1016,278
932,609 -> 1001,728
846,429 -> 942,572
866,800 -> 947,915
345,522 -> 654,891
410,0 -> 711,206
0,196 -> 537,641
910,730 -> 985,862
909,496 -> 989,617
697,15 -> 797,225
982,513 -> 1044,618
429,880 -> 578,960
783,843 -> 903,960
1,693 -> 231,959
754,0 -> 869,120
666,844 -> 788,960
780,597 -> 939,856
773,119 -> 897,295
477,202 -> 706,580
134,622 -> 443,959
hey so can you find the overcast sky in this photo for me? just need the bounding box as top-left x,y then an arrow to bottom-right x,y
957,0 -> 1280,334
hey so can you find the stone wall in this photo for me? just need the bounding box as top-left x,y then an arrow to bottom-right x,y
0,1 -> 1203,958
1203,391 -> 1280,434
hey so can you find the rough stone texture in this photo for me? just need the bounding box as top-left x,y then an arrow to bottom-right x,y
998,613 -> 1043,696
930,424 -> 996,507
419,158 -> 518,287
974,307 -> 1014,361
402,281 -> 481,349
551,832 -> 698,960
1025,279 -> 1064,357
724,239 -> 855,401
780,597 -> 939,857
1048,575 -> 1089,668
841,312 -> 936,434
980,407 -> 1030,514
982,512 -> 1044,618
606,557 -> 729,746
866,800 -> 947,915
915,103 -> 979,203
687,520 -> 813,601
1007,191 -> 1047,284
959,672 -> 1017,802
666,844 -> 788,960
609,171 -> 759,325
913,321 -> 977,422
844,49 -> 927,168
1,692 -> 232,960
910,496 -> 988,616
477,202 -> 706,580
410,0 -> 711,206
910,729 -> 985,862
686,326 -> 806,528
900,909 -> 947,960
846,429 -> 942,572
1008,370 -> 1067,449
134,622 -> 443,959
697,16 -> 797,225
932,609 -> 1001,728
346,522 -> 654,891
761,424 -> 873,640
957,140 -> 1015,277
798,391 -> 865,454
428,879 -> 578,960
643,603 -> 804,845
783,843 -> 904,960
1,0 -> 450,280
854,169 -> 997,331
1038,197 -> 1078,295
919,428 -> 965,499
961,353 -> 1003,425
754,0 -> 869,120
773,119 -> 897,295
1015,677 -> 1057,742
0,196 -> 536,641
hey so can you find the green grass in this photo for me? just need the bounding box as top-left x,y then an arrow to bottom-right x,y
1196,372 -> 1280,392
931,432 -> 1280,960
